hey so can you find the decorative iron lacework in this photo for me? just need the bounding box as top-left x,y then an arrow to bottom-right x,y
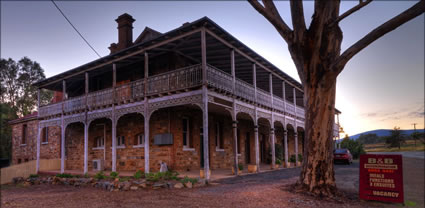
87,110 -> 112,125
148,94 -> 203,119
257,110 -> 272,124
64,114 -> 86,127
235,104 -> 255,121
115,104 -> 145,121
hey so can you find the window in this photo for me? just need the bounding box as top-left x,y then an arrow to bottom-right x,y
117,136 -> 125,147
21,124 -> 27,145
182,118 -> 190,149
215,122 -> 224,150
134,133 -> 144,147
42,127 -> 49,144
94,136 -> 104,148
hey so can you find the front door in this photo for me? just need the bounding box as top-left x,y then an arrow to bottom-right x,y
245,132 -> 251,164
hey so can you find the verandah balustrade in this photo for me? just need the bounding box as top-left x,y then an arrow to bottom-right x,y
38,64 -> 305,118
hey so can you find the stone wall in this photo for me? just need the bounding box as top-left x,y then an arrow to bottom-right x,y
11,119 -> 61,165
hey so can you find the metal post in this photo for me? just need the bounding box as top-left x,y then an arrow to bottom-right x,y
111,64 -> 117,172
144,52 -> 150,173
283,129 -> 289,167
36,89 -> 41,172
201,29 -> 210,180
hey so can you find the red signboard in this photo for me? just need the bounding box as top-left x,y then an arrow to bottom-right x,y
359,154 -> 404,203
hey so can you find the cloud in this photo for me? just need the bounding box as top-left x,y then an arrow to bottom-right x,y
362,103 -> 424,122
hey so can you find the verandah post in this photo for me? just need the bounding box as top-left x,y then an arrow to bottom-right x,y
36,89 -> 41,173
60,80 -> 66,173
201,28 -> 210,180
84,73 -> 89,174
269,73 -> 275,169
112,64 -> 117,172
144,52 -> 150,173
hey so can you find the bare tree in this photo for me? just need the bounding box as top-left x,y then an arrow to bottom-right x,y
248,0 -> 424,196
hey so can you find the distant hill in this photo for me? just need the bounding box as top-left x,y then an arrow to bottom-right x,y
350,129 -> 425,140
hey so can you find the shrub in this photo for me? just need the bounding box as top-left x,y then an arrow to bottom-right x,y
289,154 -> 296,163
180,176 -> 198,185
29,174 -> 39,178
94,171 -> 107,180
145,171 -> 180,182
298,154 -> 303,162
109,171 -> 119,179
133,170 -> 143,179
83,173 -> 90,178
340,137 -> 366,159
56,173 -> 74,178
238,163 -> 244,171
276,159 -> 282,165
275,144 -> 284,161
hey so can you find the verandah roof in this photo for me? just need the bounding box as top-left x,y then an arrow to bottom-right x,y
33,16 -> 303,91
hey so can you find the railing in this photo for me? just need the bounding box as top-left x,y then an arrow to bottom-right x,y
273,96 -> 285,112
235,78 -> 255,102
38,63 -> 309,119
38,102 -> 62,117
257,88 -> 272,108
87,88 -> 114,109
206,65 -> 233,93
296,107 -> 305,119
285,102 -> 295,115
148,64 -> 202,95
115,79 -> 145,103
64,95 -> 86,113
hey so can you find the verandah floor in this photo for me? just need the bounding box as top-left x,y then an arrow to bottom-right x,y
39,163 -> 298,181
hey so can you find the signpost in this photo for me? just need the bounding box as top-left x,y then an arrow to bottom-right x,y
359,154 -> 404,203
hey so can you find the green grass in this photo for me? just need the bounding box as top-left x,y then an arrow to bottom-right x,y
365,140 -> 425,152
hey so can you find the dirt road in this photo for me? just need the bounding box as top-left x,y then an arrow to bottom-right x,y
1,157 -> 422,208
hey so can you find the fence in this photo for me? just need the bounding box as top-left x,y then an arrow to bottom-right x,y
1,159 -> 60,184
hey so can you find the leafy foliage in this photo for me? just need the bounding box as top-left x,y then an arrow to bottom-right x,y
340,136 -> 366,159
180,176 -> 198,185
385,127 -> 406,149
145,171 -> 179,182
56,173 -> 74,178
133,170 -> 143,179
94,171 -> 107,180
0,104 -> 17,160
0,57 -> 52,116
357,133 -> 385,144
109,171 -> 119,179
238,163 -> 244,171
29,174 -> 39,178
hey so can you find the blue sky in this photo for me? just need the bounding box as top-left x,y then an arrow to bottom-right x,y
1,1 -> 424,135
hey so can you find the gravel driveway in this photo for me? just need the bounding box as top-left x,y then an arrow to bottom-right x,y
3,159 -> 422,208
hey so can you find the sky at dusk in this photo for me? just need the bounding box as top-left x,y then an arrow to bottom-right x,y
1,1 -> 424,136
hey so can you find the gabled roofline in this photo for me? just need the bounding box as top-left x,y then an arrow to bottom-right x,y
34,16 -> 303,90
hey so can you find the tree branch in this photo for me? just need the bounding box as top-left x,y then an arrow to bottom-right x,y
248,0 -> 293,43
332,0 -> 372,26
290,0 -> 306,41
335,0 -> 424,73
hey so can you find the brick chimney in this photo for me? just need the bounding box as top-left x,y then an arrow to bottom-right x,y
109,13 -> 135,54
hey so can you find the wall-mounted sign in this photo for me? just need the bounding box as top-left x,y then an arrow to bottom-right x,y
359,154 -> 404,203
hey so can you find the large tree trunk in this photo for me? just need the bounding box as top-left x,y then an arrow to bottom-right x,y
297,74 -> 337,196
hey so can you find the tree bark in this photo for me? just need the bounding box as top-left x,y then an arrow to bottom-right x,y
298,74 -> 337,196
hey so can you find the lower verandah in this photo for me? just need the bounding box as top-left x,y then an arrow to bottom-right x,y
56,105 -> 303,178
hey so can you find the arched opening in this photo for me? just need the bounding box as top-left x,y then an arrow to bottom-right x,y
88,118 -> 112,171
274,121 -> 285,166
115,113 -> 145,172
286,123 -> 296,165
297,127 -> 305,159
65,122 -> 84,170
257,117 -> 271,168
236,112 -> 255,167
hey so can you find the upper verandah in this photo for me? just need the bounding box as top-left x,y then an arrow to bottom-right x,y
33,16 -> 303,92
